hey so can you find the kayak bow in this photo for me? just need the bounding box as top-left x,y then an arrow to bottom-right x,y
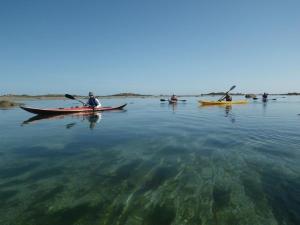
20,104 -> 127,115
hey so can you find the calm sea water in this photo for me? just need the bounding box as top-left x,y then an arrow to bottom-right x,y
0,97 -> 300,225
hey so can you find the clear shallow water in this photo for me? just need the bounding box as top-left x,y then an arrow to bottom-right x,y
0,97 -> 300,225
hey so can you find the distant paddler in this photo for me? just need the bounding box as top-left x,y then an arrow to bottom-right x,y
171,94 -> 178,102
169,94 -> 178,104
160,95 -> 187,103
218,85 -> 236,102
262,92 -> 268,102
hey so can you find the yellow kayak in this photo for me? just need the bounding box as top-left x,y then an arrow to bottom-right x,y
199,100 -> 248,106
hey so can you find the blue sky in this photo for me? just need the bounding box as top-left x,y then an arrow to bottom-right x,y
1,0 -> 299,95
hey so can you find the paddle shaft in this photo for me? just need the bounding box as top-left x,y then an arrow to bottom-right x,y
218,86 -> 236,101
65,94 -> 87,106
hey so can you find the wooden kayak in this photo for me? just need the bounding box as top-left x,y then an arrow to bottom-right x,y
20,104 -> 127,115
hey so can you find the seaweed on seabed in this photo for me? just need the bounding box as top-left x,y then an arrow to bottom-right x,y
109,159 -> 142,184
0,189 -> 18,202
140,166 -> 178,192
144,204 -> 176,225
261,170 -> 300,225
0,162 -> 40,179
212,185 -> 235,225
21,203 -> 104,225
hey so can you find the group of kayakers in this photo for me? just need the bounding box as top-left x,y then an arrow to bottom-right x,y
87,90 -> 270,107
168,93 -> 268,103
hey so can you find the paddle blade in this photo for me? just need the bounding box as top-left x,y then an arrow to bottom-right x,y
160,99 -> 167,101
65,94 -> 76,100
230,85 -> 236,91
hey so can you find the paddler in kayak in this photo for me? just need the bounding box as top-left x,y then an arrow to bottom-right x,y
170,94 -> 178,102
262,92 -> 268,102
86,92 -> 101,108
224,93 -> 232,102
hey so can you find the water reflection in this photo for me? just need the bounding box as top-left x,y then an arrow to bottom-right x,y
199,105 -> 236,123
160,101 -> 178,112
169,102 -> 177,112
22,112 -> 102,130
224,106 -> 235,123
262,100 -> 268,115
160,101 -> 188,113
84,113 -> 101,129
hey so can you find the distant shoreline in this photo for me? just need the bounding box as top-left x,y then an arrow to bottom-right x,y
0,92 -> 299,101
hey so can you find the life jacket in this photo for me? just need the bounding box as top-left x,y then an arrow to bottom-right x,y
88,97 -> 98,107
225,95 -> 232,101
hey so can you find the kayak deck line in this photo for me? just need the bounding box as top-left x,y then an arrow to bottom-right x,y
199,100 -> 248,106
20,104 -> 127,115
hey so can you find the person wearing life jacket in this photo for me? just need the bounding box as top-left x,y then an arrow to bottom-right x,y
86,92 -> 101,108
171,94 -> 178,101
225,93 -> 232,101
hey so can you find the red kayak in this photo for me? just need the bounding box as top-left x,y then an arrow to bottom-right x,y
20,104 -> 127,115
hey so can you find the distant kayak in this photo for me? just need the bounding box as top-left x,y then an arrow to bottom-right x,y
20,104 -> 127,115
160,99 -> 186,103
199,100 -> 248,106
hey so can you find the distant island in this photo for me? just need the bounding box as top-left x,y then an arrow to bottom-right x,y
286,92 -> 300,95
0,93 -> 154,100
104,93 -> 152,97
1,92 -> 300,101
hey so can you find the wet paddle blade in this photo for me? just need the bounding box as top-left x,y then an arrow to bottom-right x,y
65,94 -> 76,100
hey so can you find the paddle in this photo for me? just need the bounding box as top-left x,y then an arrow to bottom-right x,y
218,85 -> 236,101
65,94 -> 87,106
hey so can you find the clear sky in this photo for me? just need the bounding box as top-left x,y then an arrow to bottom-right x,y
1,0 -> 299,95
